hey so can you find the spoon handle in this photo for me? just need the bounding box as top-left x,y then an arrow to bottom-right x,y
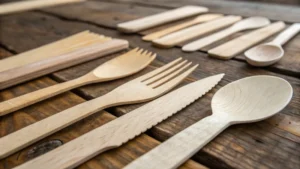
272,23 -> 300,45
124,115 -> 230,169
182,27 -> 236,52
0,73 -> 96,116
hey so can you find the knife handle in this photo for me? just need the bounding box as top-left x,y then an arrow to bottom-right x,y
124,115 -> 229,169
0,93 -> 115,159
0,73 -> 96,116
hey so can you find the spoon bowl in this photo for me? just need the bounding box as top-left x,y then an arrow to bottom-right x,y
245,23 -> 300,67
232,16 -> 270,31
93,48 -> 156,79
245,43 -> 283,66
212,75 -> 293,123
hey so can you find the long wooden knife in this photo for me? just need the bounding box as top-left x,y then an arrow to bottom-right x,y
14,74 -> 224,169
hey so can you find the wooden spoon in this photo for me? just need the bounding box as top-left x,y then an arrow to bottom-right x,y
123,75 -> 293,169
0,48 -> 156,116
182,17 -> 270,52
245,23 -> 300,67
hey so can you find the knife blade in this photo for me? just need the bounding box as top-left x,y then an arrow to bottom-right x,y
14,73 -> 224,169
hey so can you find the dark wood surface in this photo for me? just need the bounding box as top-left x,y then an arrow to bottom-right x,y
0,1 -> 299,169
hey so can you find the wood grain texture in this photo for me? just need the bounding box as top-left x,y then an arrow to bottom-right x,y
124,76 -> 293,169
0,1 -> 299,169
0,48 -> 154,116
0,77 -> 204,169
0,39 -> 129,90
14,74 -> 222,169
208,21 -> 286,59
182,17 -> 271,52
245,23 -> 300,66
0,0 -> 85,15
0,58 -> 196,159
117,5 -> 208,33
0,31 -> 110,72
142,14 -> 223,41
39,0 -> 300,76
152,16 -> 242,48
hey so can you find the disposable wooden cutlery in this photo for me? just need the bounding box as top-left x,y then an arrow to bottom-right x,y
0,48 -> 155,116
142,14 -> 223,41
124,75 -> 293,169
0,58 -> 198,159
117,6 -> 208,33
153,15 -> 242,48
182,17 -> 270,52
0,0 -> 86,15
208,21 -> 286,59
13,74 -> 224,169
245,23 -> 300,67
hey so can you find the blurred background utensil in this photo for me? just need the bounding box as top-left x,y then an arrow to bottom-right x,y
245,23 -> 300,67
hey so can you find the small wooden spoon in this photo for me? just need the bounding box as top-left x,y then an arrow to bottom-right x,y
182,17 -> 270,52
0,48 -> 156,116
123,75 -> 293,169
245,23 -> 300,67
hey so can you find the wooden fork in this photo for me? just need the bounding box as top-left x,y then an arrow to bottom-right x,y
0,48 -> 155,116
0,58 -> 198,159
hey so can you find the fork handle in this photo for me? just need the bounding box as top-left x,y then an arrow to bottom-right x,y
124,115 -> 230,169
0,92 -> 116,159
0,73 -> 96,116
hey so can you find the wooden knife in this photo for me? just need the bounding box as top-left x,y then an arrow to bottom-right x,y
14,74 -> 224,169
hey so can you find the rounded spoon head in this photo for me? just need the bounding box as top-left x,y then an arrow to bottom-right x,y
211,75 -> 293,124
231,16 -> 270,31
245,43 -> 284,67
93,48 -> 156,80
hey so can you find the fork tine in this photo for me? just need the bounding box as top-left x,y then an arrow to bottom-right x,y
140,58 -> 183,81
144,59 -> 188,84
149,62 -> 193,88
153,64 -> 198,89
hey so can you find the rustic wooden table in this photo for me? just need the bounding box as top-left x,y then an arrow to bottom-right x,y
0,0 -> 299,169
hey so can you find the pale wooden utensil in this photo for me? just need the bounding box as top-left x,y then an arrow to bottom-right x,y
245,23 -> 300,67
124,75 -> 293,169
208,21 -> 286,59
0,0 -> 86,15
142,14 -> 223,41
153,16 -> 242,48
117,6 -> 208,33
0,58 -> 198,159
0,31 -> 110,73
13,74 -> 224,169
182,17 -> 271,52
0,39 -> 129,90
0,48 -> 156,116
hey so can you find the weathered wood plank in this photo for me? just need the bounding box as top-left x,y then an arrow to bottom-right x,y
107,0 -> 300,23
1,10 -> 298,169
0,12 -> 206,169
40,1 -> 300,77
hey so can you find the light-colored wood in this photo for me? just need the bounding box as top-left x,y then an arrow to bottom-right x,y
0,0 -> 86,15
142,14 -> 223,41
0,48 -> 156,116
123,75 -> 293,169
182,17 -> 270,52
208,21 -> 286,60
0,39 -> 129,90
245,23 -> 300,67
0,31 -> 110,72
0,58 -> 198,159
152,16 -> 242,48
117,6 -> 208,33
12,74 -> 224,169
